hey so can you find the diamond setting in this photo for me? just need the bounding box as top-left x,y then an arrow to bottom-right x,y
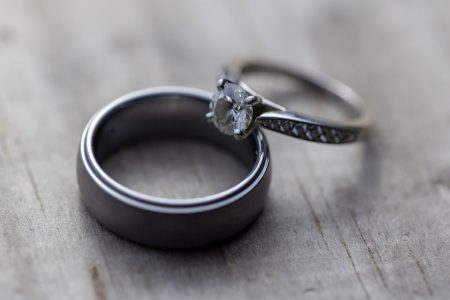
208,82 -> 256,137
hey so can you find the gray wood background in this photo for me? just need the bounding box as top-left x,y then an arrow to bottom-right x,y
1,0 -> 450,299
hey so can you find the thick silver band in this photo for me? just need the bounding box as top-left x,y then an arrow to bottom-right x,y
77,86 -> 271,249
224,59 -> 371,144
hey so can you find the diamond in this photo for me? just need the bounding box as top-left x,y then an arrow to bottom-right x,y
210,83 -> 253,136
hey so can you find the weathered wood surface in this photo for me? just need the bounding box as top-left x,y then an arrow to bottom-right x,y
1,0 -> 450,299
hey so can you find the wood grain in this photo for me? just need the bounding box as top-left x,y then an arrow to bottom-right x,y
1,0 -> 450,299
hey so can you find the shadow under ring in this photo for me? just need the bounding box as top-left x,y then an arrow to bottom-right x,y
77,86 -> 271,249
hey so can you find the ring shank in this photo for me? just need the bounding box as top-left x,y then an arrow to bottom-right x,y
77,87 -> 271,248
226,59 -> 371,144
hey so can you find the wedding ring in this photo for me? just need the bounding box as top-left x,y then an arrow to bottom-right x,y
77,86 -> 271,249
207,58 -> 371,143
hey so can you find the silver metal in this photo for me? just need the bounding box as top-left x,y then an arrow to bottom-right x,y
77,86 -> 271,249
244,95 -> 262,105
205,111 -> 214,120
216,77 -> 230,90
209,58 -> 371,143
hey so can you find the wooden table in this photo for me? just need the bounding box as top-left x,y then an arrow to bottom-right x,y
1,0 -> 449,299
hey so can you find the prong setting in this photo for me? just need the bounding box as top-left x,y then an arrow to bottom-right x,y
205,111 -> 214,122
223,95 -> 233,104
233,128 -> 246,140
244,95 -> 262,106
216,78 -> 232,90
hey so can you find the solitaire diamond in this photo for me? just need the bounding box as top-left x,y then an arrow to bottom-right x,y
209,83 -> 253,136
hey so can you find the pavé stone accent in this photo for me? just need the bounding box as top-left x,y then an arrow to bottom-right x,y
257,118 -> 357,144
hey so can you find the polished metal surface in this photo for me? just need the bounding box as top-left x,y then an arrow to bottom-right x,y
77,86 -> 271,249
209,58 -> 371,143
